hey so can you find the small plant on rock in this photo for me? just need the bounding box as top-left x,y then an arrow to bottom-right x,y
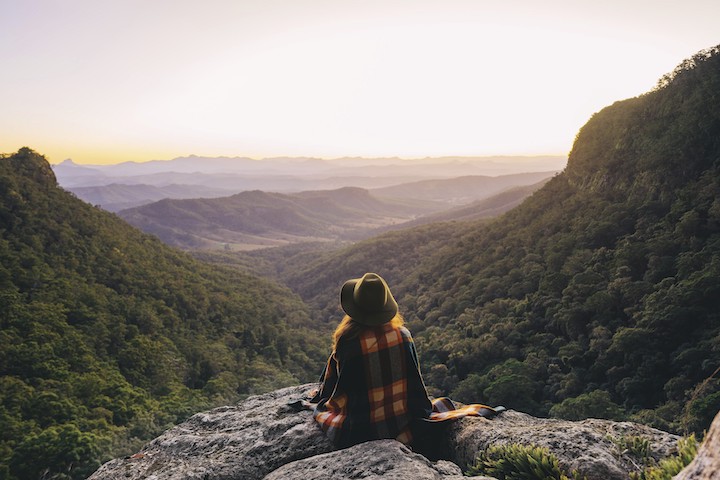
609,434 -> 652,462
466,443 -> 586,480
629,435 -> 699,480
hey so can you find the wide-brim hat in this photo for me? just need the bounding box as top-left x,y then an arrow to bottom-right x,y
340,272 -> 398,326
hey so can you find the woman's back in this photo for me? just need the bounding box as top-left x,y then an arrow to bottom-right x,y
308,272 -> 504,450
313,321 -> 432,447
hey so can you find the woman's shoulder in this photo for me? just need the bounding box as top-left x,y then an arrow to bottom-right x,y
354,322 -> 414,344
393,324 -> 414,341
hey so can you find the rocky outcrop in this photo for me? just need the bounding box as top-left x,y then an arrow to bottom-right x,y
448,410 -> 680,478
265,440 -> 479,480
89,384 -> 687,480
88,385 -> 333,480
675,410 -> 720,480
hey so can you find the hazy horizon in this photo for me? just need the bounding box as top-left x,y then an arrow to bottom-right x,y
52,152 -> 567,167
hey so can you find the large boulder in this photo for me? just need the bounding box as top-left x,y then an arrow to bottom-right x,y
89,384 -> 688,480
264,439 -> 480,480
448,410 -> 680,479
674,410 -> 720,480
88,384 -> 332,480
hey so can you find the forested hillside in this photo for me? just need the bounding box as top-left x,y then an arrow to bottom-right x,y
67,183 -> 238,212
370,178 -> 552,234
0,148 -> 327,479
118,187 -> 442,250
371,171 -> 556,204
270,46 -> 720,435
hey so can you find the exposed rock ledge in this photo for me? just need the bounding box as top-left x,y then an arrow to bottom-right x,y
88,384 -> 712,480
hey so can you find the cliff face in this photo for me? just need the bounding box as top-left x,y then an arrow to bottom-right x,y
88,384 -> 709,480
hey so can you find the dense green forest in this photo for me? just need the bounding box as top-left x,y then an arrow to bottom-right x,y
0,148 -> 327,479
236,46 -> 720,436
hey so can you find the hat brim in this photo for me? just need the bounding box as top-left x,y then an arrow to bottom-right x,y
340,277 -> 398,326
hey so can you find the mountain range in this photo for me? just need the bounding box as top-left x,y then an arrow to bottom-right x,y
56,157 -> 561,212
114,172 -> 554,249
54,155 -> 565,182
65,183 -> 240,212
371,178 -> 553,233
116,187 -> 441,250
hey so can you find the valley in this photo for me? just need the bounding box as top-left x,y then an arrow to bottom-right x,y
57,160 -> 557,249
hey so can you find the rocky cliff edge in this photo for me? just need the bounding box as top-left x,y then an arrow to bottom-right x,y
88,384 -> 718,480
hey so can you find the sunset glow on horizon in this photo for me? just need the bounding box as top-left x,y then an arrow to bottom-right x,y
1,0 -> 719,165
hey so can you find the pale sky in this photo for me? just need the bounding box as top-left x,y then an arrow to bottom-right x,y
1,0 -> 718,165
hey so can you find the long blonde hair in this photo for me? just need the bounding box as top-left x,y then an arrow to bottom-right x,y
332,314 -> 405,350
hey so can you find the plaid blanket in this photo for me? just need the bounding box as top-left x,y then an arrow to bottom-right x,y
309,322 -> 501,448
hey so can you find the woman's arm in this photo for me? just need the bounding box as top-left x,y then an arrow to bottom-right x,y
402,329 -> 433,418
310,352 -> 340,403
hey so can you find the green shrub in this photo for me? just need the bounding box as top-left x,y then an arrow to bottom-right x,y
629,435 -> 699,480
610,435 -> 651,460
549,390 -> 626,421
467,443 -> 586,480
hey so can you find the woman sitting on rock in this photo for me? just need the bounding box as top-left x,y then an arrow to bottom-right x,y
307,272 -> 503,451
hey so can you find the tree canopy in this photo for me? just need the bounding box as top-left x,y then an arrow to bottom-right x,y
0,148 -> 327,479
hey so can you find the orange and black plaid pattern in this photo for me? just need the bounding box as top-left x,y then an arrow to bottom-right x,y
309,323 -> 501,448
428,396 -> 498,421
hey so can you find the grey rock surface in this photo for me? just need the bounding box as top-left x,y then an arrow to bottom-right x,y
264,439 -> 477,480
88,384 -> 333,480
449,410 -> 680,480
89,384 -> 691,480
674,410 -> 720,480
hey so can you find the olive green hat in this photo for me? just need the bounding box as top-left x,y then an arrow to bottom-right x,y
340,272 -> 398,326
